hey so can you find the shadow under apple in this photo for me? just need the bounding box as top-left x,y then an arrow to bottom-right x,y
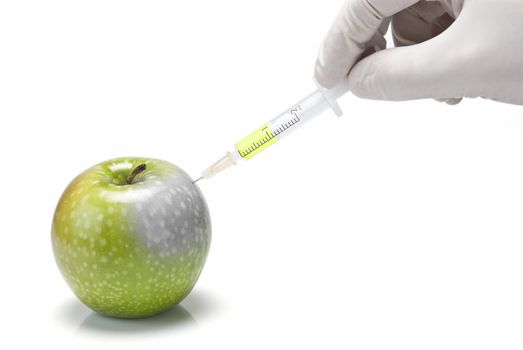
56,288 -> 222,336
77,304 -> 197,335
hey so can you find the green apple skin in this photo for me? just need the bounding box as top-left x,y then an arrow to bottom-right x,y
52,158 -> 211,318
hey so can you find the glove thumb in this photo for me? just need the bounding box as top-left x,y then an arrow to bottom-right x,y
348,35 -> 468,102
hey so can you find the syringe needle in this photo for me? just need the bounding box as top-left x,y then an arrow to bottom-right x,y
192,177 -> 202,184
194,152 -> 238,183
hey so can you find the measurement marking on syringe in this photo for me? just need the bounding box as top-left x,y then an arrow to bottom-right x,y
238,127 -> 277,158
240,118 -> 301,157
272,110 -> 301,136
236,107 -> 303,159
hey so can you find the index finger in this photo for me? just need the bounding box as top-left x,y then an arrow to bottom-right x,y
315,0 -> 418,88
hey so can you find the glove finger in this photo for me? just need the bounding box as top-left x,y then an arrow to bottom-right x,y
315,0 -> 417,89
390,2 -> 461,104
433,0 -> 464,19
347,33 -> 467,101
435,97 -> 463,105
360,18 -> 391,59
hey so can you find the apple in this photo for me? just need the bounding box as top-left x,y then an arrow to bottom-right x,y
52,158 -> 211,318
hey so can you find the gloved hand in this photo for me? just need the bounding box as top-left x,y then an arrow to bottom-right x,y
314,0 -> 523,105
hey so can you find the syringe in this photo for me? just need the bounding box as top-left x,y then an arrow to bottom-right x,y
193,79 -> 350,183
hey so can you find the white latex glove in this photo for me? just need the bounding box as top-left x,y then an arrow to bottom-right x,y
314,0 -> 523,105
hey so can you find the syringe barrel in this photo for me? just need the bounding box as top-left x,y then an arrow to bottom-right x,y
234,81 -> 348,161
266,89 -> 330,141
197,80 -> 349,181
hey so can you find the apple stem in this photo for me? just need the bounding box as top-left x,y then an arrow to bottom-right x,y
126,164 -> 147,185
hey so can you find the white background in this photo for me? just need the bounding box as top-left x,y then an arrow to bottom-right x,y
1,1 -> 523,349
